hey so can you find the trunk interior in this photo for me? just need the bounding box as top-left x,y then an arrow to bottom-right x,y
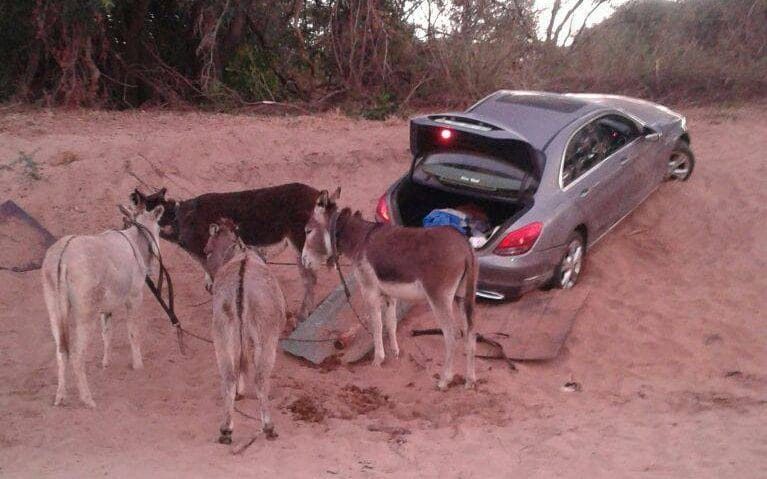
393,178 -> 529,240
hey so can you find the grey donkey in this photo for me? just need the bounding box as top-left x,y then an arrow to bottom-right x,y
41,204 -> 165,407
204,218 -> 288,444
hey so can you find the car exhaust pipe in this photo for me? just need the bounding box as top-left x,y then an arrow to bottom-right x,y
476,289 -> 505,301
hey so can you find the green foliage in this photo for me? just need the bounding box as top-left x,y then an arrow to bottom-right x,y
360,92 -> 398,121
223,45 -> 283,101
0,0 -> 763,108
0,1 -> 34,100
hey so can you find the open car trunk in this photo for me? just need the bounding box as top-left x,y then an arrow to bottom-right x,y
390,113 -> 541,248
392,178 -> 530,244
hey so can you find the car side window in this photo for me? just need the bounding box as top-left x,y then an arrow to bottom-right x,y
562,122 -> 605,187
595,114 -> 640,157
561,114 -> 640,187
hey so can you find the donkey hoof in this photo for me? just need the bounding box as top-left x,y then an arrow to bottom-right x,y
235,393 -> 245,402
264,426 -> 278,440
464,380 -> 477,390
372,353 -> 385,368
82,398 -> 97,408
53,396 -> 65,406
218,429 -> 233,445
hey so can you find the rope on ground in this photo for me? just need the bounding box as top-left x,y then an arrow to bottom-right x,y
231,434 -> 259,455
178,326 -> 213,344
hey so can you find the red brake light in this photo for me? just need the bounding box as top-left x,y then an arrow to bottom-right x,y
494,222 -> 542,256
375,194 -> 391,223
439,128 -> 453,141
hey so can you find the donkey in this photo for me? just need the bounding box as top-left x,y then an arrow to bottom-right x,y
131,183 -> 320,320
204,218 -> 287,444
301,189 -> 479,390
41,204 -> 165,407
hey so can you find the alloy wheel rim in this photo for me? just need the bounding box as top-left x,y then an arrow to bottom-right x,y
560,240 -> 583,289
669,153 -> 690,180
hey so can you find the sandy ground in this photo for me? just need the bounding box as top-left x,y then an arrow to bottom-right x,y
0,105 -> 765,478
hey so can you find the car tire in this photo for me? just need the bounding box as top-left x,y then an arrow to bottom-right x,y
548,231 -> 586,290
667,139 -> 695,181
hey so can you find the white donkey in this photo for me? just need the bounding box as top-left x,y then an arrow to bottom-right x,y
204,218 -> 287,444
41,204 -> 164,407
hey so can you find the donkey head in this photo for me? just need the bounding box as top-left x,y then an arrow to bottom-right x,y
130,187 -> 179,240
204,218 -> 242,279
301,187 -> 341,270
119,203 -> 165,261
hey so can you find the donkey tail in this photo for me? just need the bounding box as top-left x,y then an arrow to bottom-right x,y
55,260 -> 70,354
47,236 -> 75,355
463,250 -> 478,332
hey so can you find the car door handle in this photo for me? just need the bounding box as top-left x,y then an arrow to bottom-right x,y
579,181 -> 600,197
619,156 -> 632,166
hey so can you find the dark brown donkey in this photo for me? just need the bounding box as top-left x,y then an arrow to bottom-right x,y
131,183 -> 320,320
301,189 -> 479,390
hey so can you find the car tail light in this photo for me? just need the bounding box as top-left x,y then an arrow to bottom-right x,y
375,193 -> 391,223
439,128 -> 453,141
494,222 -> 542,256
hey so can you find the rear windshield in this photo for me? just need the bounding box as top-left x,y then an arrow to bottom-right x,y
413,151 -> 527,194
495,94 -> 588,113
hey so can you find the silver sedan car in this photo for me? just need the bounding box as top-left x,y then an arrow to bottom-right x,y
375,91 -> 695,300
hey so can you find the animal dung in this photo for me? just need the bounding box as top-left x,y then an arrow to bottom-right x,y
560,381 -> 582,393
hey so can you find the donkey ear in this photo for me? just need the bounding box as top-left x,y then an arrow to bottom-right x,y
157,187 -> 167,199
209,223 -> 220,237
317,190 -> 330,208
150,205 -> 164,221
330,186 -> 341,201
118,204 -> 134,219
130,189 -> 146,206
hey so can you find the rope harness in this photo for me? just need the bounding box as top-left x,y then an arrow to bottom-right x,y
326,209 -> 383,336
119,218 -> 188,352
121,217 -> 215,350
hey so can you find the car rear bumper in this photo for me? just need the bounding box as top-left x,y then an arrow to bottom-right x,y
476,245 -> 565,299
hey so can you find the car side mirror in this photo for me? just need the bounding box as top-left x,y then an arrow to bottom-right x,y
643,127 -> 661,142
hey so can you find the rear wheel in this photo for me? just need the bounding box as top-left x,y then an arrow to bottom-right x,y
667,140 -> 695,181
550,231 -> 585,290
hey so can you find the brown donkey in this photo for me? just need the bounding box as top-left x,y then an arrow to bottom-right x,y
301,189 -> 479,390
204,218 -> 287,444
131,183 -> 320,320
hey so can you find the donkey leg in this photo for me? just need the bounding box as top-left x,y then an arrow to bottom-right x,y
382,296 -> 400,359
296,260 -> 317,322
363,292 -> 385,367
71,312 -> 96,407
429,297 -> 456,391
456,297 -> 477,388
45,291 -> 68,406
125,300 -> 144,370
100,313 -> 113,368
53,339 -> 68,406
253,340 -> 279,439
465,328 -> 478,389
236,342 -> 249,400
212,321 -> 238,445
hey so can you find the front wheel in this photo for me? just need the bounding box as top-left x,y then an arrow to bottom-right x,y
549,232 -> 585,290
667,140 -> 695,181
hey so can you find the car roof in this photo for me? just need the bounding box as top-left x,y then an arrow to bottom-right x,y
466,91 -> 605,149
